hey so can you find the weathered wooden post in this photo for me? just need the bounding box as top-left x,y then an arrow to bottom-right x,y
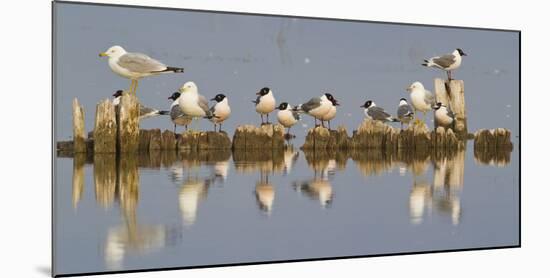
94,99 -> 117,153
434,78 -> 467,136
72,98 -> 87,153
117,91 -> 140,153
94,153 -> 117,208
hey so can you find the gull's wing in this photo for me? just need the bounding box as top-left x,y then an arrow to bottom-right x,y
117,52 -> 167,73
447,108 -> 456,119
198,95 -> 210,113
432,54 -> 456,68
368,106 -> 392,120
170,104 -> 186,120
300,97 -> 321,112
424,90 -> 435,106
292,110 -> 301,121
397,104 -> 414,118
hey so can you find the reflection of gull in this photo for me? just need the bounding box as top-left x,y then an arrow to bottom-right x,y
104,225 -> 166,270
283,148 -> 299,175
293,179 -> 333,208
409,178 -> 432,225
179,178 -> 209,226
211,160 -> 230,181
255,181 -> 275,214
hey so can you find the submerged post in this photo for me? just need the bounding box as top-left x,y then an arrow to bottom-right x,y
72,98 -> 87,153
117,91 -> 140,153
93,99 -> 117,153
434,78 -> 467,137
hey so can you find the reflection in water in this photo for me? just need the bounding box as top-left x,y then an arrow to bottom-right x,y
474,147 -> 511,167
94,154 -> 117,209
179,177 -> 210,226
408,150 -> 466,225
255,177 -> 275,214
64,145 -> 512,271
72,153 -> 86,210
294,151 -> 336,208
98,153 -> 171,270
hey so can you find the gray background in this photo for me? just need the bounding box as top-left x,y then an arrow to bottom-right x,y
54,3 -> 519,140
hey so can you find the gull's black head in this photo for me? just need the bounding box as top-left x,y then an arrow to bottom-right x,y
325,93 -> 339,106
456,48 -> 467,56
211,93 -> 226,102
256,87 -> 270,96
360,100 -> 373,108
433,102 -> 443,110
278,102 -> 289,110
400,98 -> 407,102
113,90 -> 123,98
168,92 -> 181,100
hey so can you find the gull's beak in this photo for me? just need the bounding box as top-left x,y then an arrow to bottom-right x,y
99,52 -> 108,57
406,87 -> 412,92
463,53 -> 468,56
210,98 -> 216,101
360,105 -> 365,108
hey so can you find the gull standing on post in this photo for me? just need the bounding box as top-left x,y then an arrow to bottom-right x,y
295,93 -> 335,127
167,92 -> 192,133
112,90 -> 169,120
177,81 -> 214,130
99,45 -> 184,94
209,94 -> 231,132
422,48 -> 467,81
319,95 -> 339,130
253,87 -> 276,125
433,102 -> 455,128
406,81 -> 435,124
360,100 -> 399,122
276,102 -> 301,138
396,98 -> 414,129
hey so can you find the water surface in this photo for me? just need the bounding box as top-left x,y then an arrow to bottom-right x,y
54,143 -> 518,275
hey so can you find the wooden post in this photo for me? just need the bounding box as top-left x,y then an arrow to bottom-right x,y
117,91 -> 140,153
94,99 -> 117,153
72,98 -> 87,153
434,78 -> 467,136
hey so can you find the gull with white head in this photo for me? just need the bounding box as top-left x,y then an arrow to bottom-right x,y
99,45 -> 184,94
176,81 -> 215,131
406,81 -> 435,125
422,48 -> 467,81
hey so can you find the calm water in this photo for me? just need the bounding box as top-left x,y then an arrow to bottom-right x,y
54,141 -> 519,275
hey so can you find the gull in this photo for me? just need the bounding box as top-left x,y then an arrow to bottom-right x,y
99,45 -> 184,94
276,102 -> 301,138
209,94 -> 231,132
112,90 -> 169,120
396,98 -> 414,129
422,48 -> 467,80
167,92 -> 192,133
295,93 -> 335,127
406,81 -> 435,124
360,100 -> 398,123
253,87 -> 276,125
319,95 -> 339,130
176,81 -> 214,130
433,102 -> 455,128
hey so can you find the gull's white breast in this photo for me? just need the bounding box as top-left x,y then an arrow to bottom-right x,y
256,92 -> 276,114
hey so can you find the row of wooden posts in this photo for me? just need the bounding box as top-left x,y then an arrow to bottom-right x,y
66,78 -> 512,155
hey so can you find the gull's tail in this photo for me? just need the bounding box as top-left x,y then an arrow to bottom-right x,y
422,59 -> 434,67
203,111 -> 219,120
163,66 -> 184,73
292,104 -> 305,113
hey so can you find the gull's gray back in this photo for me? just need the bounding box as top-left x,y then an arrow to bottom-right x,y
397,104 -> 414,118
117,52 -> 167,73
368,106 -> 391,120
432,54 -> 456,68
301,97 -> 321,112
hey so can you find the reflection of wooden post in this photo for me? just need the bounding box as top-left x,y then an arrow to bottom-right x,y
72,152 -> 86,210
94,154 -> 117,208
117,91 -> 140,153
434,79 -> 467,136
94,99 -> 117,153
72,98 -> 87,153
